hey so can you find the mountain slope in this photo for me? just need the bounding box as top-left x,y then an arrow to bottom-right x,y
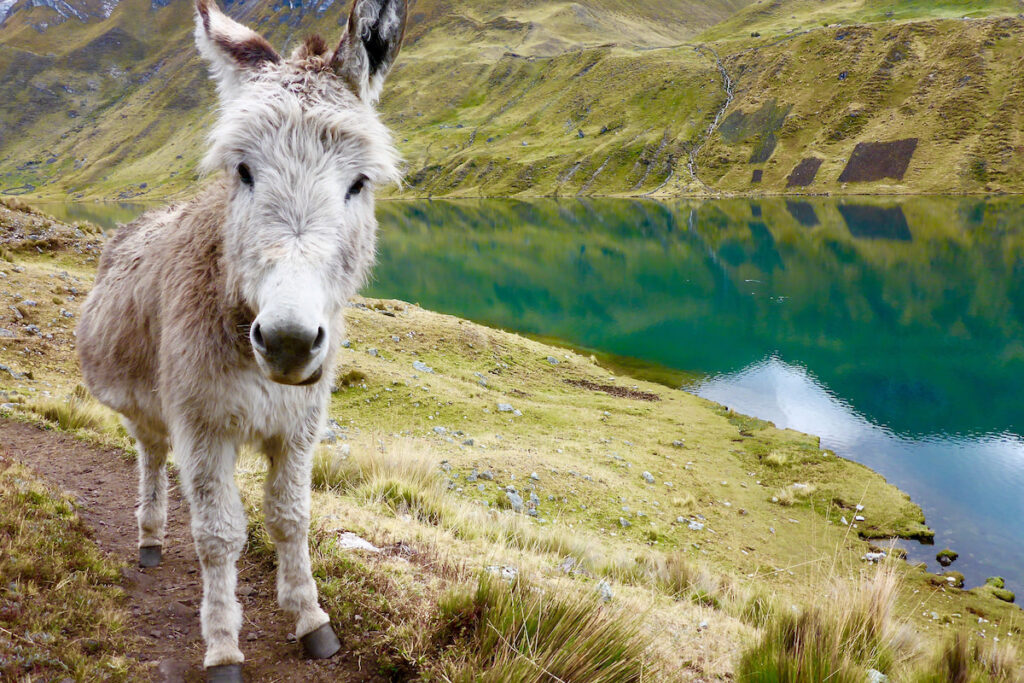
1,0 -> 1024,199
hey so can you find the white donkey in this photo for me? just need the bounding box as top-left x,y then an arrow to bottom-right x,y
76,0 -> 406,679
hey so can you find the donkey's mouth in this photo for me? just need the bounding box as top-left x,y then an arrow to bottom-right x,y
295,365 -> 323,386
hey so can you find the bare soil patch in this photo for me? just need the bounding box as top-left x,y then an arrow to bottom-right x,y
565,379 -> 660,402
838,139 -> 918,183
0,420 -> 387,683
786,157 -> 823,187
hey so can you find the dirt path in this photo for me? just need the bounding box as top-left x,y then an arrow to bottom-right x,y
0,420 -> 386,683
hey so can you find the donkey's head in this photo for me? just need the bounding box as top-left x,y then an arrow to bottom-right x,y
194,0 -> 406,385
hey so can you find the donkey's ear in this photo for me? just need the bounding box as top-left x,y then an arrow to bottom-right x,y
331,0 -> 407,103
194,0 -> 281,99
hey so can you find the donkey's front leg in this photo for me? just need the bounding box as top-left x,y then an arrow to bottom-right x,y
177,433 -> 248,678
262,437 -> 339,659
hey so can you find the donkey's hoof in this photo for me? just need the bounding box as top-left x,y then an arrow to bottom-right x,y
138,546 -> 162,568
300,623 -> 341,659
206,663 -> 243,682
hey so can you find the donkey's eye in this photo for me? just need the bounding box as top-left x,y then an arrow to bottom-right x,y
346,175 -> 368,201
238,163 -> 254,187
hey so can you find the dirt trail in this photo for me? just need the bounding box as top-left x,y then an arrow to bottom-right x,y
0,420 -> 385,683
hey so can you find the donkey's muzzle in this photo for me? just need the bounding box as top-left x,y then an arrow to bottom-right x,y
251,319 -> 326,385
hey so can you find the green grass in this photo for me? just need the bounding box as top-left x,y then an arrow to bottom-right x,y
6,0 -> 1024,199
0,461 -> 138,680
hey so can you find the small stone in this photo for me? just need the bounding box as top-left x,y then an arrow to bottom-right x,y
341,340 -> 351,348
413,360 -> 434,374
672,440 -> 685,448
936,549 -> 958,567
546,356 -> 559,365
433,426 -> 447,435
867,669 -> 889,683
479,470 -> 494,481
367,348 -> 378,357
854,515 -> 865,522
597,579 -> 613,602
530,472 -> 539,481
642,471 -> 655,484
462,439 -> 475,447
862,552 -> 887,563
506,491 -> 524,512
497,403 -> 514,413
688,521 -> 704,531
485,565 -> 518,582
619,517 -> 631,528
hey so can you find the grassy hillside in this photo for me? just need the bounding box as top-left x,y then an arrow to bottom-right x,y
3,0 -> 1024,199
0,199 -> 1021,679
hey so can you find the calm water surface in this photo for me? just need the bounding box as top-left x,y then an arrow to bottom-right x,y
46,196 -> 1024,591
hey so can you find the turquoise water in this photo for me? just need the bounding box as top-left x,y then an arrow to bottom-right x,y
42,197 -> 1024,591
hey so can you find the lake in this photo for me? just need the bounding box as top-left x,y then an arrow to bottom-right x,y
37,196 -> 1024,592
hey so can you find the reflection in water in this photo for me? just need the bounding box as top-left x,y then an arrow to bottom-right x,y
693,358 -> 1024,588
785,200 -> 819,228
45,195 -> 1024,590
32,201 -> 155,231
838,204 -> 912,241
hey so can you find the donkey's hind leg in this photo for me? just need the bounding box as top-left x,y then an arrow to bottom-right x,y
261,437 -> 338,659
124,417 -> 170,568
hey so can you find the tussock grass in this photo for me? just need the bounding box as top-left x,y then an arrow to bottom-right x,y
28,392 -> 117,434
913,631 -> 1022,683
437,573 -> 655,682
0,461 -> 137,680
774,482 -> 816,506
763,450 -> 790,468
0,197 -> 32,213
738,566 -> 915,681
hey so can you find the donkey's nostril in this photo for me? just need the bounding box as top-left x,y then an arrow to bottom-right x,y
312,326 -> 326,352
251,322 -> 267,353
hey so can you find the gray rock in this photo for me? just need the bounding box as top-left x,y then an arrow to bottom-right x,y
413,360 -> 434,374
479,470 -> 494,481
619,517 -> 631,528
498,403 -> 514,413
341,339 -> 351,348
530,471 -> 539,481
367,348 -> 378,357
546,356 -> 559,365
433,426 -> 447,435
642,471 -> 655,484
866,670 -> 888,683
0,328 -> 14,338
597,579 -> 613,602
529,492 -> 540,506
862,552 -> 887,563
506,491 -> 524,512
688,521 -> 704,531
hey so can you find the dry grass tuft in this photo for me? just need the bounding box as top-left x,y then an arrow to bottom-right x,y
738,566 -> 910,681
913,631 -> 1023,683
763,450 -> 790,468
28,393 -> 117,434
774,482 -> 816,506
437,573 -> 655,682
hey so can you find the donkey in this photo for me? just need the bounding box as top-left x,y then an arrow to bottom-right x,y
76,0 -> 406,679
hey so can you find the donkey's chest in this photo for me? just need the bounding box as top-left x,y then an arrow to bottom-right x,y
201,367 -> 326,443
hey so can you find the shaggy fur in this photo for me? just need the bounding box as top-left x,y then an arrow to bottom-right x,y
77,0 -> 406,671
